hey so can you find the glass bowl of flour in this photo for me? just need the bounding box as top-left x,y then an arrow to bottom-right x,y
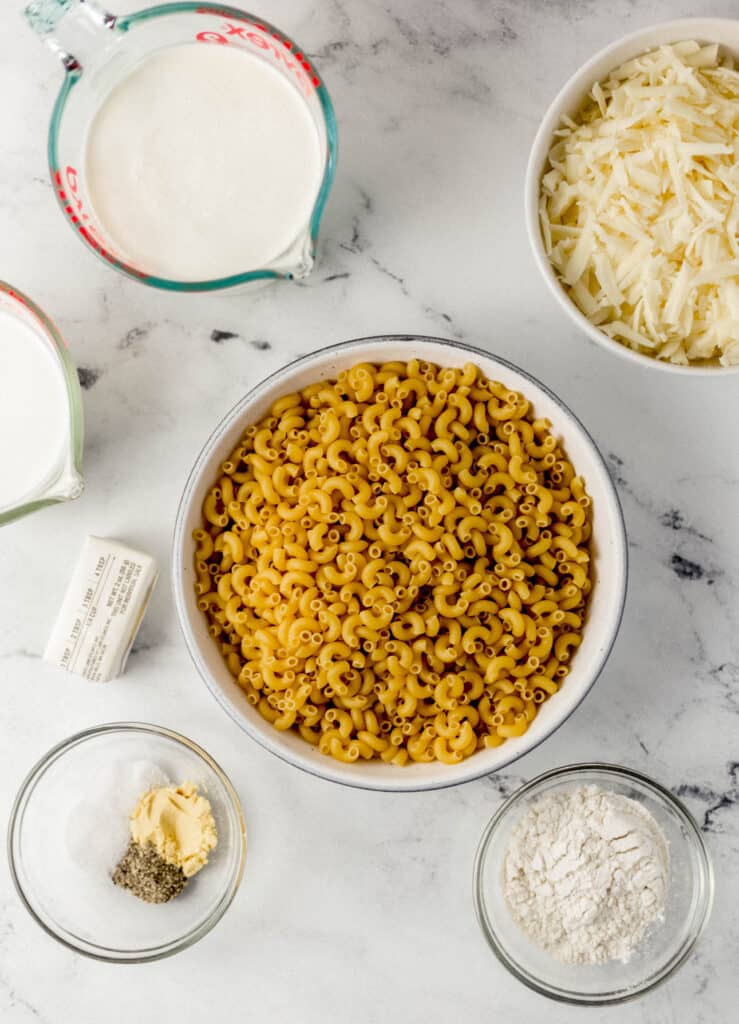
7,723 -> 246,962
473,763 -> 713,1004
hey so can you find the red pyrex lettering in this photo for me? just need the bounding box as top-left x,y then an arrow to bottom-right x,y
195,20 -> 320,93
55,167 -> 145,278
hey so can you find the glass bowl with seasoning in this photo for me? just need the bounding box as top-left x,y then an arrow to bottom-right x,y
7,723 -> 246,962
473,763 -> 713,1005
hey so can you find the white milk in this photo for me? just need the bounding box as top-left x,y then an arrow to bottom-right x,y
84,44 -> 324,281
0,309 -> 69,511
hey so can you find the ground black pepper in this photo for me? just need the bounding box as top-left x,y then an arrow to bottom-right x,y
112,840 -> 188,904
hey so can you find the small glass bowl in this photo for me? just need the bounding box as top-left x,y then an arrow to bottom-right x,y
473,763 -> 713,1005
7,723 -> 246,963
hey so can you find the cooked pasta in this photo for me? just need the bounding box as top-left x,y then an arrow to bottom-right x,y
194,360 -> 593,766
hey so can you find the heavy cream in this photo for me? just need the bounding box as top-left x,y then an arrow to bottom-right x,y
84,43 -> 324,281
0,308 -> 70,512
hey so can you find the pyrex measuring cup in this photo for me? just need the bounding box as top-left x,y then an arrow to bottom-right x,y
0,282 -> 84,526
25,1 -> 338,291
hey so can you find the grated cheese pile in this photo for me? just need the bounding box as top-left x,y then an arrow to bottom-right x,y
540,41 -> 739,366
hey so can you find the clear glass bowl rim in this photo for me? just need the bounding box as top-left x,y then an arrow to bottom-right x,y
472,761 -> 714,1006
6,721 -> 247,963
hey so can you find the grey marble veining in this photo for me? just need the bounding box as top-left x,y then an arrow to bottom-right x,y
0,1 -> 737,1021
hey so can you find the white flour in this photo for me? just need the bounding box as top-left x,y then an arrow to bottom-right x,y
503,785 -> 669,964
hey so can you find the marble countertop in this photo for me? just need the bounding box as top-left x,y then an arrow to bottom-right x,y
1,0 -> 737,1021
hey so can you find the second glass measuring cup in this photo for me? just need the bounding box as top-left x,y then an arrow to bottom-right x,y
0,281 -> 83,527
26,1 -> 338,292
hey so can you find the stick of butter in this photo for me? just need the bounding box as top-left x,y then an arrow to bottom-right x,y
44,536 -> 159,682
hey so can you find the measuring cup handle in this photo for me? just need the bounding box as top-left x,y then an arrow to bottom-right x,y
25,0 -> 115,71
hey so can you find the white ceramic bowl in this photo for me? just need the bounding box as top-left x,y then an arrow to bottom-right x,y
173,336 -> 627,791
525,18 -> 739,375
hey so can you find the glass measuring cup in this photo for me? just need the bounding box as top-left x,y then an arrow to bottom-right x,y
0,282 -> 84,527
25,1 -> 338,291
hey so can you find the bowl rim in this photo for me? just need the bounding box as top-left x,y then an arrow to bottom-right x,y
472,761 -> 715,1005
172,334 -> 629,792
524,17 -> 739,375
6,721 -> 247,964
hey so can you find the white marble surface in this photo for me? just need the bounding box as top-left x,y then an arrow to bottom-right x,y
1,0 -> 737,1020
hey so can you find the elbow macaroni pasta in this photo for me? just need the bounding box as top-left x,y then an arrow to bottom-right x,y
194,360 -> 593,767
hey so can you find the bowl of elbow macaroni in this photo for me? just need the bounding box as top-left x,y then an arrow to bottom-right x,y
173,336 -> 627,791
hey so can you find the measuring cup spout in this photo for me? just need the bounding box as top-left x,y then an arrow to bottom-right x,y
289,232 -> 316,281
25,0 -> 115,71
269,226 -> 318,282
50,466 -> 85,504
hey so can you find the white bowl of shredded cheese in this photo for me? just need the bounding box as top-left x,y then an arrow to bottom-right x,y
526,19 -> 739,372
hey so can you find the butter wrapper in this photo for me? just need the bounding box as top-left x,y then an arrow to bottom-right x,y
45,536 -> 159,682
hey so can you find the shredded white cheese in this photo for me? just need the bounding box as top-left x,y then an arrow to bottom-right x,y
540,41 -> 739,366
